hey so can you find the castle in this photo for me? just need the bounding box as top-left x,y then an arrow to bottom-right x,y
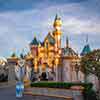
4,14 -> 92,83
1,15 -> 100,92
23,14 -> 84,82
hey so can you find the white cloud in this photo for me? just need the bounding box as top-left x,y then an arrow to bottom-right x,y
0,0 -> 100,57
62,17 -> 100,34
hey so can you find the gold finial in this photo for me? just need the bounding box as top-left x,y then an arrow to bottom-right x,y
34,33 -> 36,39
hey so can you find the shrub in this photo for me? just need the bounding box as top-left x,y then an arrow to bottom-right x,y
31,82 -> 96,100
31,82 -> 93,90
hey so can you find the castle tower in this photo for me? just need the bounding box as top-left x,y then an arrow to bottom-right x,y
81,35 -> 91,56
53,14 -> 62,48
30,36 -> 39,57
29,36 -> 39,72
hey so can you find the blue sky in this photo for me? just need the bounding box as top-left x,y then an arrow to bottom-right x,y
0,0 -> 100,57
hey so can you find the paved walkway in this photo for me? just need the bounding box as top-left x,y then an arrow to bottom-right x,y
0,85 -> 67,100
0,86 -> 34,100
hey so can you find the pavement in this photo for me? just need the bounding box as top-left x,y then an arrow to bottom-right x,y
0,85 -> 67,100
0,84 -> 34,100
0,82 -> 68,100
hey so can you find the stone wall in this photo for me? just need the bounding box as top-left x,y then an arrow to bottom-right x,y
25,87 -> 84,100
7,64 -> 16,81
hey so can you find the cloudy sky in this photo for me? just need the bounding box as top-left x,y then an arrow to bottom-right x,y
0,0 -> 100,57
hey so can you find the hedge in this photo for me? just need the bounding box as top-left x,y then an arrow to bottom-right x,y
31,82 -> 97,100
31,82 -> 93,91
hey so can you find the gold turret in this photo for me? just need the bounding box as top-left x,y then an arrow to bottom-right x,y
53,14 -> 62,29
53,14 -> 62,48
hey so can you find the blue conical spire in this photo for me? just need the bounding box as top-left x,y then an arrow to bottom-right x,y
30,36 -> 39,46
81,35 -> 91,56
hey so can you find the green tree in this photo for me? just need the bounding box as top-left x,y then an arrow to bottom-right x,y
81,49 -> 100,99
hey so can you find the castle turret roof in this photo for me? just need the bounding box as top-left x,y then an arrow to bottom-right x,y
62,36 -> 78,57
46,32 -> 55,45
63,47 -> 78,57
81,44 -> 91,56
30,37 -> 39,46
81,35 -> 91,56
